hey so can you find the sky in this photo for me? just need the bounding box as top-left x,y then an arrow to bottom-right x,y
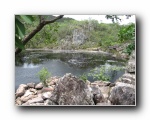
64,15 -> 135,25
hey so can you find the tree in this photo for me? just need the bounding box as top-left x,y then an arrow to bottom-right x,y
15,15 -> 64,55
105,15 -> 132,23
105,15 -> 135,55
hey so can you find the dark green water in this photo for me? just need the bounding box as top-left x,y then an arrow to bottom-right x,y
15,50 -> 126,89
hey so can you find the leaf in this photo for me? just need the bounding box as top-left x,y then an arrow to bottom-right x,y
15,36 -> 25,49
20,15 -> 34,24
15,18 -> 25,39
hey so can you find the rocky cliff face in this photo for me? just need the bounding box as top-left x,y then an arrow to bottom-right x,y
72,29 -> 88,45
57,21 -> 94,49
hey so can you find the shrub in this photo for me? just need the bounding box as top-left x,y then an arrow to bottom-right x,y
37,67 -> 51,86
79,73 -> 88,82
88,65 -> 125,81
88,66 -> 110,81
123,42 -> 135,55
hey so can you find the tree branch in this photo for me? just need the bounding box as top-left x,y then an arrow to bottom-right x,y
15,15 -> 64,55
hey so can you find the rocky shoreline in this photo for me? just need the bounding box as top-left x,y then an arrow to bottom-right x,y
15,51 -> 135,106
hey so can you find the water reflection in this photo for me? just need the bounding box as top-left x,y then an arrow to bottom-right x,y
15,51 -> 126,89
23,63 -> 39,68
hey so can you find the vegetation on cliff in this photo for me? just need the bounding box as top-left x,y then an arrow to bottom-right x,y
15,15 -> 135,55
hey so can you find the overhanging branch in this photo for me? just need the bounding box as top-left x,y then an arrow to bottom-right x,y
15,15 -> 64,55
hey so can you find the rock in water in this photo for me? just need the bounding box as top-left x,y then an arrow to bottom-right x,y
109,86 -> 135,105
49,73 -> 95,105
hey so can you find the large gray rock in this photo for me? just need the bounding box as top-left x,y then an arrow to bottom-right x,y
27,83 -> 35,88
42,92 -> 52,99
35,83 -> 44,89
90,84 -> 101,95
109,86 -> 135,105
21,94 -> 36,103
49,73 -> 95,105
41,87 -> 54,93
27,96 -> 44,104
99,86 -> 110,99
90,84 -> 106,104
126,50 -> 135,73
116,73 -> 135,85
126,60 -> 135,73
94,93 -> 105,104
15,97 -> 22,105
15,84 -> 26,98
115,82 -> 135,89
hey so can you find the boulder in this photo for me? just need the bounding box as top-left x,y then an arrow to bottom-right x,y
99,86 -> 110,99
90,84 -> 101,95
27,96 -> 44,104
27,83 -> 35,88
35,83 -> 44,89
126,60 -> 135,73
115,73 -> 135,85
44,99 -> 51,105
15,97 -> 22,105
115,82 -> 135,89
30,88 -> 37,94
19,84 -> 28,89
93,93 -> 105,104
49,81 -> 55,86
41,87 -> 54,93
93,81 -> 111,87
126,50 -> 135,73
121,53 -> 129,59
42,92 -> 52,99
109,86 -> 135,105
21,94 -> 36,103
20,89 -> 38,103
49,73 -> 95,105
15,85 -> 26,98
109,83 -> 115,87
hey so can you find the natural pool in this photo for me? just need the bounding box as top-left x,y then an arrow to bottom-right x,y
15,50 -> 126,90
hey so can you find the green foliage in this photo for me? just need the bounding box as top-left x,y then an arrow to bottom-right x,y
25,17 -> 60,48
88,66 -> 110,81
123,42 -> 135,55
118,23 -> 135,42
118,23 -> 135,55
15,15 -> 34,49
79,73 -> 87,82
88,65 -> 125,81
22,15 -> 135,55
37,67 -> 51,86
20,15 -> 34,24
